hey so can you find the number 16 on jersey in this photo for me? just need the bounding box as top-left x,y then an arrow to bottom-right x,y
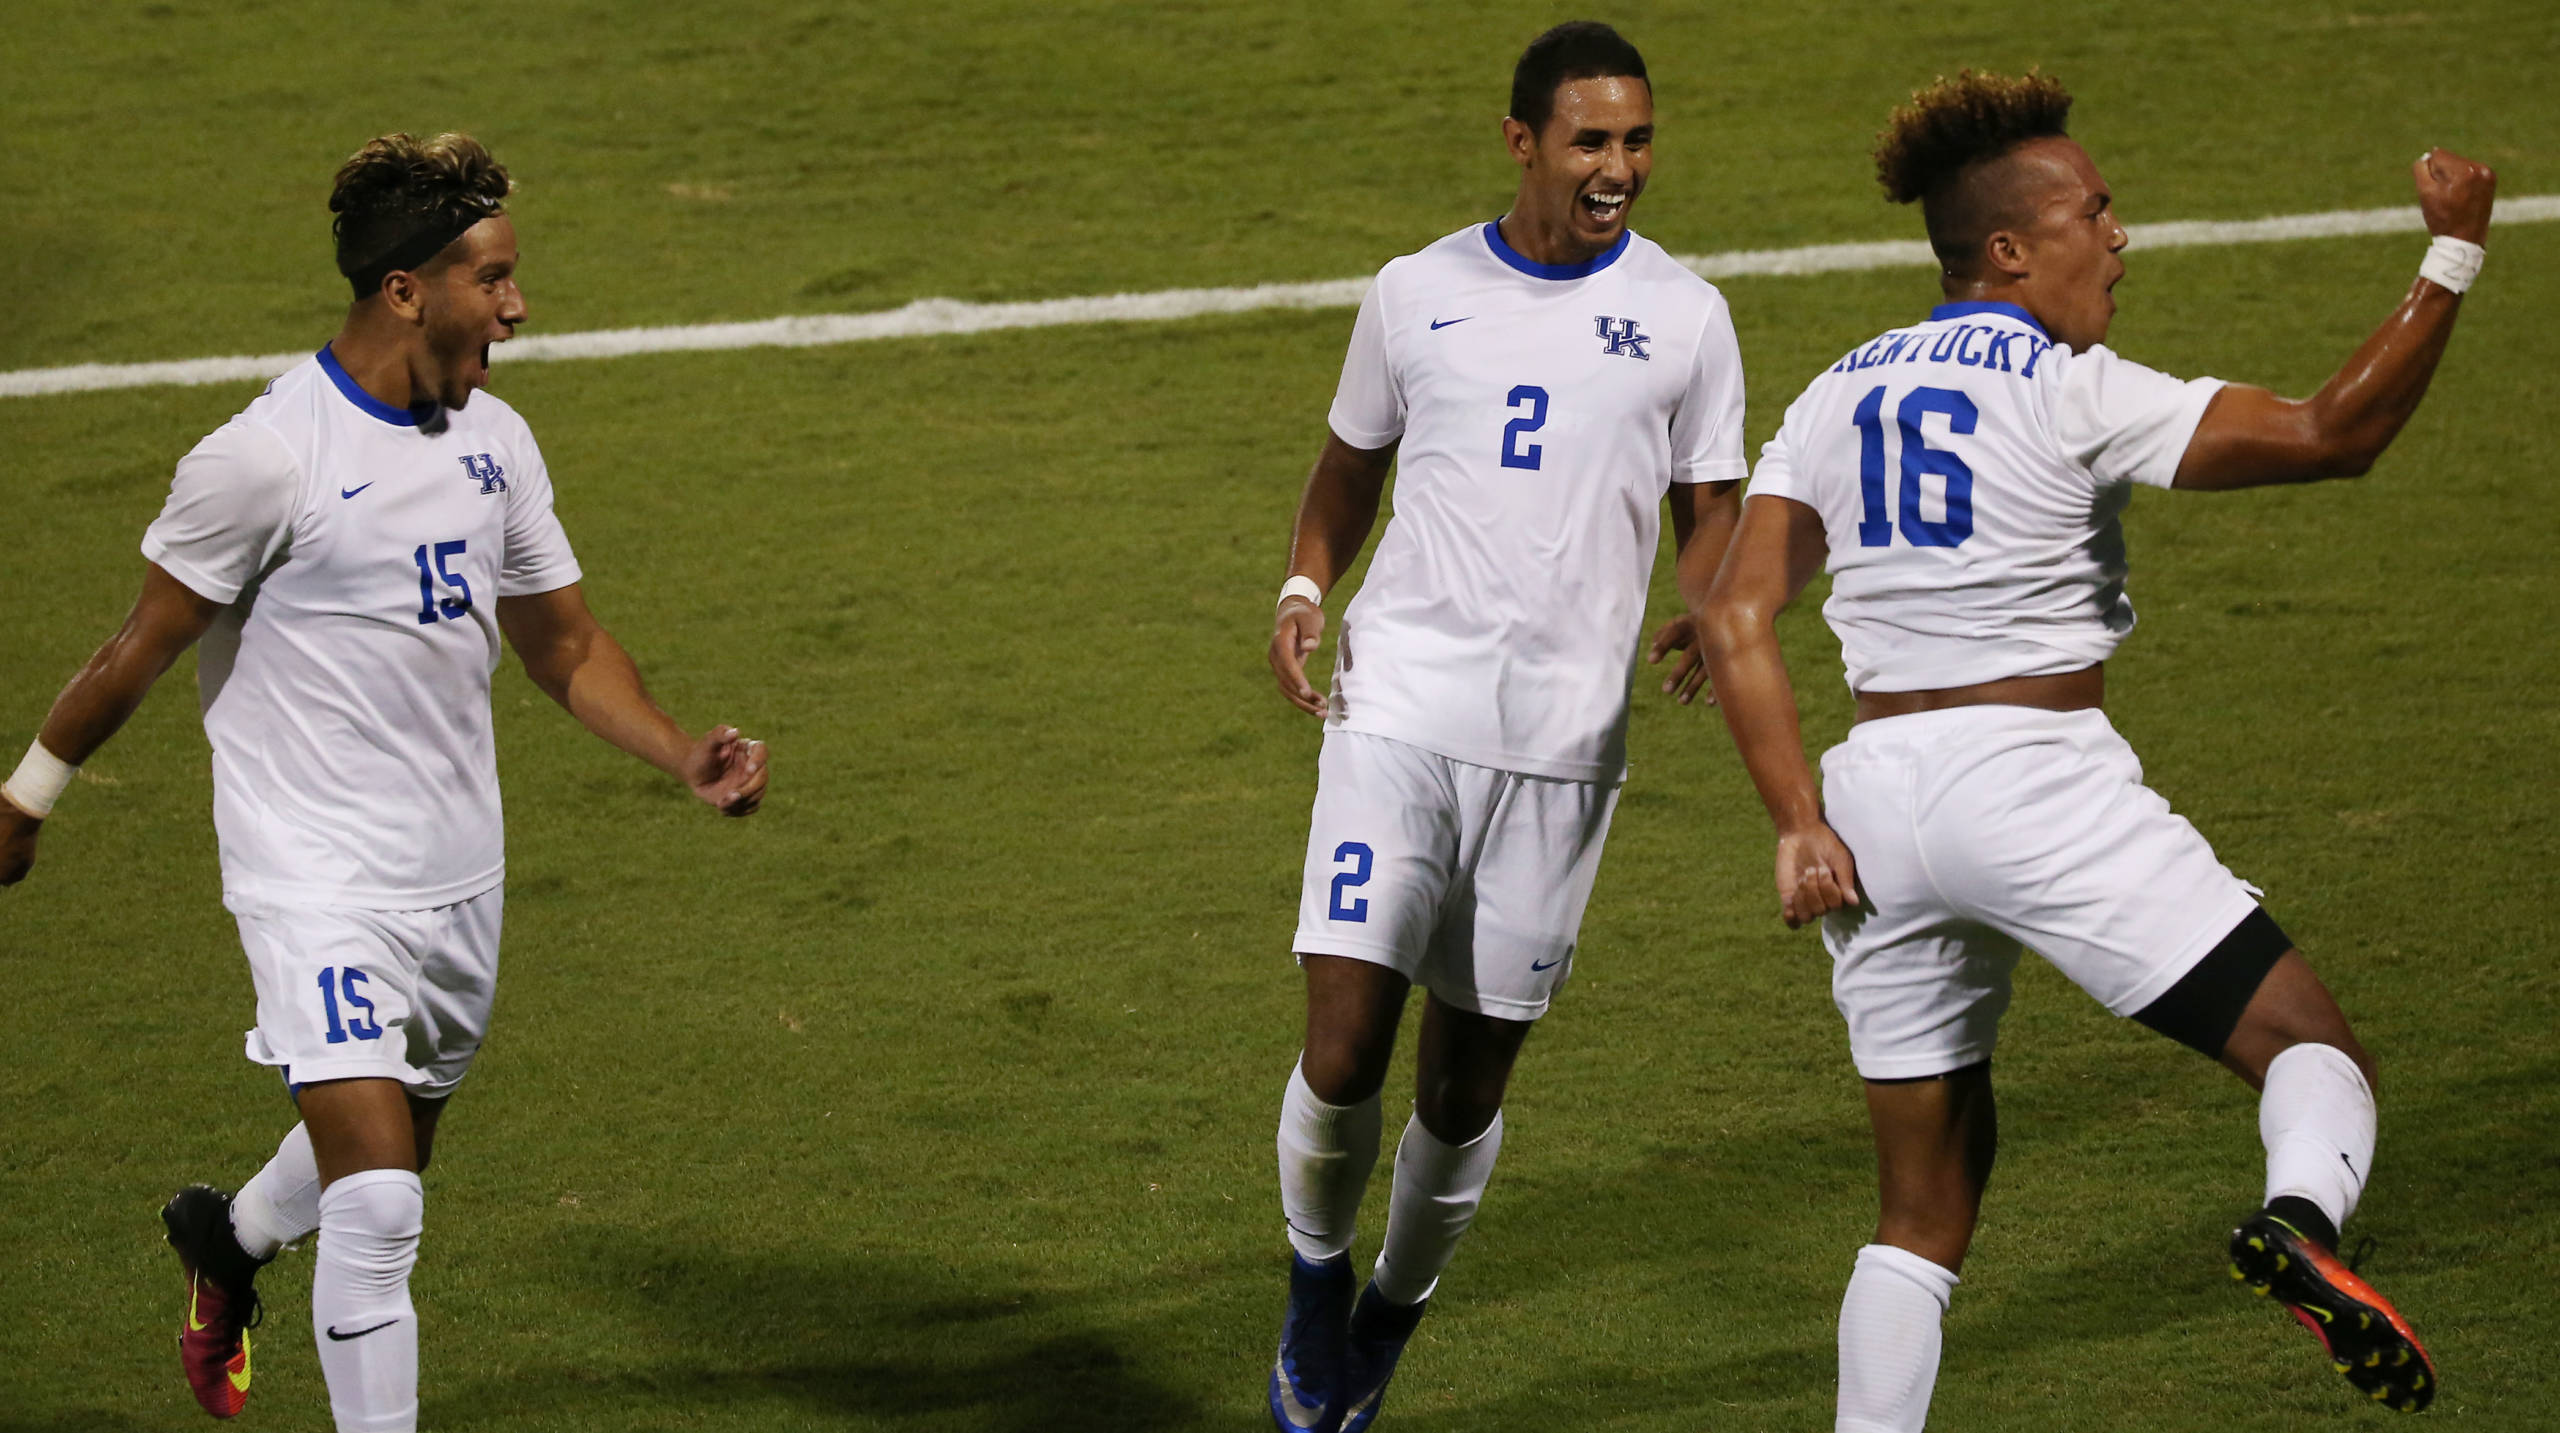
1853,384 -> 1977,548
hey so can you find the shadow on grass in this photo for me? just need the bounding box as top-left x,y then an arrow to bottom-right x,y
427,1229 -> 1212,1431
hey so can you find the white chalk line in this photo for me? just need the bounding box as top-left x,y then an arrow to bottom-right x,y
7,196 -> 2553,400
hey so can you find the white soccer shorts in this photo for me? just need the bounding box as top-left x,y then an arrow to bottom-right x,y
230,885 -> 504,1098
1818,706 -> 2263,1080
1293,730 -> 1620,1021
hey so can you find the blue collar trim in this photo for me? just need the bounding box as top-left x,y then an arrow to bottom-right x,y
1482,221 -> 1630,280
316,344 -> 417,427
1929,301 -> 2048,338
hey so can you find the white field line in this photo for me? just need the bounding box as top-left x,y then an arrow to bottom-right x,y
7,195 -> 2554,401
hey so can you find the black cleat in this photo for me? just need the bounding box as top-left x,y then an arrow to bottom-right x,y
2230,1210 -> 2436,1413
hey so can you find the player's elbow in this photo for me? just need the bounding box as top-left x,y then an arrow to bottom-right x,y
1697,595 -> 1770,660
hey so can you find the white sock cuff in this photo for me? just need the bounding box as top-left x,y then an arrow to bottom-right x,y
1855,1243 -> 1959,1308
1405,1107 -> 1504,1158
1284,1061 -> 1379,1137
319,1169 -> 424,1240
2264,1042 -> 2371,1101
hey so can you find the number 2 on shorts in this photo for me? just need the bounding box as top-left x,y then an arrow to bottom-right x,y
1329,841 -> 1374,922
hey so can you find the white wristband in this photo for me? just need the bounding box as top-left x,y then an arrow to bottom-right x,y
3,739 -> 77,819
1278,575 -> 1324,609
2419,235 -> 2485,295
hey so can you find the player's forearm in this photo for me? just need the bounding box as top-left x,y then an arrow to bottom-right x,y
30,589 -> 212,768
2299,280 -> 2465,477
1284,439 -> 1392,592
1701,612 -> 1824,832
542,632 -> 692,778
1672,482 -> 1743,616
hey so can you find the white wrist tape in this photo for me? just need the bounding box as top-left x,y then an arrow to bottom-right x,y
1278,575 -> 1324,609
3,740 -> 77,819
2419,235 -> 2485,295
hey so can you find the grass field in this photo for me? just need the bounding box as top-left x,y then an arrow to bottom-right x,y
4,2 -> 2558,1429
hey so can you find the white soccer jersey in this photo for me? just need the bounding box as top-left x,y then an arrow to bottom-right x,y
142,347 -> 581,909
1325,223 -> 1746,781
1747,301 -> 2223,692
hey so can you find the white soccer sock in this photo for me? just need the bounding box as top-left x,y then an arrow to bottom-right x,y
1277,1060 -> 1383,1262
1370,1109 -> 1504,1306
2259,1042 -> 2376,1233
231,1123 -> 321,1261
1837,1243 -> 1959,1433
312,1169 -> 423,1433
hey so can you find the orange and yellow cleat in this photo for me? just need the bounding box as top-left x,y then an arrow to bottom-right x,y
162,1186 -> 266,1419
2231,1210 -> 2436,1413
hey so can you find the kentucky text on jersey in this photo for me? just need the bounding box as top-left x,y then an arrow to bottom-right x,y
1830,313 -> 2058,378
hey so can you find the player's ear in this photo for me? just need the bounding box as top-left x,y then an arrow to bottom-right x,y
1982,229 -> 2032,281
1502,116 -> 1536,168
379,270 -> 429,324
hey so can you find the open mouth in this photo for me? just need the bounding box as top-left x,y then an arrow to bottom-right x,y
1580,189 -> 1629,226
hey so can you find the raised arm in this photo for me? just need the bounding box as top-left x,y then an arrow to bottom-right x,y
495,583 -> 767,816
1268,433 -> 1396,717
2174,149 -> 2496,491
1698,494 -> 1858,927
1645,478 -> 1744,704
2,564 -> 222,884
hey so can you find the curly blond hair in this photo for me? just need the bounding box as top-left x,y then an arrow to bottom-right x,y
1873,71 -> 2073,271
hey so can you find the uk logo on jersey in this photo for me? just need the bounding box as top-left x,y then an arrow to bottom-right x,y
1595,316 -> 1651,361
457,453 -> 507,494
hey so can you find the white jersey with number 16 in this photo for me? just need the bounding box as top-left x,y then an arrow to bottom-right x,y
1747,301 -> 2225,694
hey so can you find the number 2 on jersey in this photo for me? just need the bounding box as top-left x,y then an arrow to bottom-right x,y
1852,384 -> 1978,548
412,539 -> 473,623
1501,385 -> 1549,470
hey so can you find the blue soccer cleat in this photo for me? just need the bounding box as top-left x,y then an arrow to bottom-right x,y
1269,1252 -> 1354,1431
1334,1281 -> 1430,1433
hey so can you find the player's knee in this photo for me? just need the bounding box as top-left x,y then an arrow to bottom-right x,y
1413,1078 -> 1503,1145
1299,1039 -> 1391,1106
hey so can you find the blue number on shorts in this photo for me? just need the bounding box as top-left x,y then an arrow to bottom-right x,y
1328,841 -> 1374,922
1848,384 -> 1978,548
1500,385 -> 1548,470
411,539 -> 473,624
316,967 -> 383,1044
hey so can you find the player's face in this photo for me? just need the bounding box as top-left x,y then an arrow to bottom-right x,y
418,216 -> 526,409
2009,139 -> 2128,349
1513,76 -> 1654,256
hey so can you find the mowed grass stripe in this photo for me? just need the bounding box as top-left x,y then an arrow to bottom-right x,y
7,195 -> 2554,400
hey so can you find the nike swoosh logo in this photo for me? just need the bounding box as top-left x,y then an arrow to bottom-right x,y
340,482 -> 375,499
229,1335 -> 253,1391
1530,957 -> 1563,971
1429,317 -> 1472,330
187,1280 -> 209,1332
1272,1353 -> 1326,1428
326,1318 -> 400,1342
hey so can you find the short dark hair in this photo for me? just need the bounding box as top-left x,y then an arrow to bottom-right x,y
1873,71 -> 2074,272
329,132 -> 512,299
1509,22 -> 1648,136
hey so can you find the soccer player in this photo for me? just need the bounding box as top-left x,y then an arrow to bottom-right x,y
1261,22 -> 1747,1431
1696,72 -> 2493,1429
0,133 -> 769,1431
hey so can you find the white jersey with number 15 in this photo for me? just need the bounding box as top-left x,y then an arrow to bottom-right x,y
1325,222 -> 1746,783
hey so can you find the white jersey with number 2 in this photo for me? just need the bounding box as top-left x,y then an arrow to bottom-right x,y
142,346 -> 582,910
1325,223 -> 1747,783
1746,301 -> 2224,692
